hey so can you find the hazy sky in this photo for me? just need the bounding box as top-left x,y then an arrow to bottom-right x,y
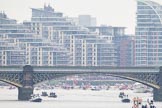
0,0 -> 162,34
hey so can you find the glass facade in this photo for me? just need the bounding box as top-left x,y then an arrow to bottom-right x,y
135,0 -> 162,66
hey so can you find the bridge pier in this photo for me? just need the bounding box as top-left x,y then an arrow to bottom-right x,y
18,87 -> 33,100
153,88 -> 162,101
18,65 -> 34,101
153,66 -> 162,101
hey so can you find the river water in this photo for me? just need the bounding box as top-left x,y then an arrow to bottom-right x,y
0,87 -> 162,108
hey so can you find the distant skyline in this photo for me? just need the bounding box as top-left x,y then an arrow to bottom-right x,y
0,0 -> 162,34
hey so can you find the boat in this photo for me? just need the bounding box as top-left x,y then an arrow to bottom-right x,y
48,92 -> 57,98
41,91 -> 48,96
29,94 -> 42,102
122,98 -> 130,103
133,86 -> 147,93
121,95 -> 130,103
91,86 -> 100,91
8,86 -> 16,90
119,92 -> 125,98
133,83 -> 151,93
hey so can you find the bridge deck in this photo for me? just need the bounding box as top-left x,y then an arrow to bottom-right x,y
0,66 -> 159,73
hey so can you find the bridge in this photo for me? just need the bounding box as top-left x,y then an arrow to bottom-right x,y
0,65 -> 162,101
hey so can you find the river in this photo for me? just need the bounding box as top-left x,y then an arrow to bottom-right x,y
0,87 -> 162,108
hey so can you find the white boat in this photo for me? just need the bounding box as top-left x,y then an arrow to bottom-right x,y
91,86 -> 101,91
134,86 -> 147,93
29,94 -> 42,102
133,83 -> 150,93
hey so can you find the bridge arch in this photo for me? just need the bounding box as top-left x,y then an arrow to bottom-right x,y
0,79 -> 22,87
33,73 -> 159,89
106,74 -> 160,89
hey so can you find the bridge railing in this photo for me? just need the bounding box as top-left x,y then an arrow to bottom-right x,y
0,66 -> 159,73
33,66 -> 159,73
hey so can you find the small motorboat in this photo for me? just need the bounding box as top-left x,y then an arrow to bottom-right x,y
48,92 -> 57,98
122,98 -> 130,103
121,95 -> 130,103
91,86 -> 100,91
41,92 -> 48,96
29,94 -> 42,102
119,92 -> 125,98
